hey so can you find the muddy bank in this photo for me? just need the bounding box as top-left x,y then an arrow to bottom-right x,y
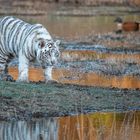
56,31 -> 140,76
0,81 -> 140,121
67,32 -> 140,48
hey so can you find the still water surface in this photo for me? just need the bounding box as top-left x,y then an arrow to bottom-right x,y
0,111 -> 140,140
17,14 -> 140,40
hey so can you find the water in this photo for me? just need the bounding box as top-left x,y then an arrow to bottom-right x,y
0,118 -> 58,140
17,14 -> 140,40
0,111 -> 140,140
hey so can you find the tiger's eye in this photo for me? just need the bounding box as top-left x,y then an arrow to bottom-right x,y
48,43 -> 52,48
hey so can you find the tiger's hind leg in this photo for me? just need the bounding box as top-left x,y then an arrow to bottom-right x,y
0,63 -> 14,81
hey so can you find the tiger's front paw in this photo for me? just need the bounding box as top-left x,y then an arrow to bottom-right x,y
16,77 -> 29,83
17,71 -> 29,82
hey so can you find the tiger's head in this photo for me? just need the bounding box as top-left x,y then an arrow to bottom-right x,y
36,39 -> 60,69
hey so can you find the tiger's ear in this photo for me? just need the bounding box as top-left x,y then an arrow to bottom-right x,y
39,40 -> 45,48
55,40 -> 61,46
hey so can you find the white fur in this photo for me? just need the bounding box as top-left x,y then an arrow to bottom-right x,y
44,66 -> 53,82
17,50 -> 29,82
17,38 -> 60,82
0,17 -> 60,82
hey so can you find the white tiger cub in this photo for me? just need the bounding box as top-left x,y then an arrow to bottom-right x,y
0,16 -> 60,82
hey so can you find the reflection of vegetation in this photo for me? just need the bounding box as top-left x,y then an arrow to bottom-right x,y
88,113 -> 113,128
1,111 -> 140,140
58,111 -> 140,140
1,118 -> 58,140
88,111 -> 140,128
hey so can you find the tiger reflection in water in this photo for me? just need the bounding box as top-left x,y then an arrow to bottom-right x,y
0,118 -> 58,140
0,16 -> 60,82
